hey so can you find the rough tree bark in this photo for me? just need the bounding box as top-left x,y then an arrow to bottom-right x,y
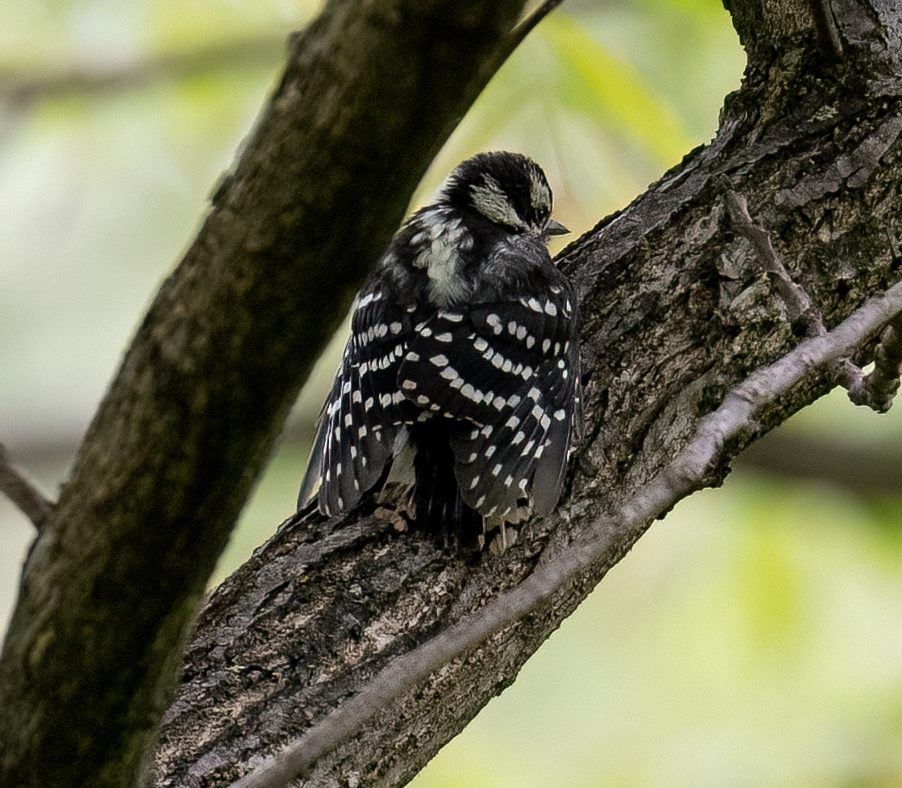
151,0 -> 902,786
0,1 -> 529,786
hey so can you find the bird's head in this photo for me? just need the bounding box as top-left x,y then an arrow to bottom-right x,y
440,151 -> 569,239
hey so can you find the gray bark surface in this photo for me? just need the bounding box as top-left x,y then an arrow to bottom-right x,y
0,1 -> 526,785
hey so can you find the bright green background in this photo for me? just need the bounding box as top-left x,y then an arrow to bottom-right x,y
3,2 -> 902,786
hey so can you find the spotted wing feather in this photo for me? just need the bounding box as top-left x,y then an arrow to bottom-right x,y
398,288 -> 579,518
298,288 -> 420,515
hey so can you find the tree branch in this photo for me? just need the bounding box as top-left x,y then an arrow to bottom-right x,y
235,279 -> 902,788
488,0 -> 565,73
724,189 -> 818,330
0,1 -> 531,785
0,444 -> 53,530
847,314 -> 902,411
809,0 -> 844,60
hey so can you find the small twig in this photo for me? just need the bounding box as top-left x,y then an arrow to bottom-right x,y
724,191 -> 881,396
486,0 -> 565,76
0,443 -> 54,529
725,190 -> 822,332
231,279 -> 902,788
846,314 -> 902,412
810,0 -> 844,61
833,357 -> 869,401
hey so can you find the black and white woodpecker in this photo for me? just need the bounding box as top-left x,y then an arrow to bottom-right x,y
298,151 -> 582,546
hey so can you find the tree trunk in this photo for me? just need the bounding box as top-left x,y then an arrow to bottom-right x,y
0,1 -> 527,786
153,0 -> 902,786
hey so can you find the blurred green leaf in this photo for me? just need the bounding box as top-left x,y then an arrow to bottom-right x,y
543,12 -> 694,167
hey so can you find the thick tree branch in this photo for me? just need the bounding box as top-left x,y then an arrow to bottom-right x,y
0,1 -> 530,786
236,279 -> 902,788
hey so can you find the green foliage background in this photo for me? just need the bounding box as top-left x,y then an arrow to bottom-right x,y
2,1 -> 902,786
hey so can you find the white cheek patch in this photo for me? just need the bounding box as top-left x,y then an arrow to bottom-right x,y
470,175 -> 524,230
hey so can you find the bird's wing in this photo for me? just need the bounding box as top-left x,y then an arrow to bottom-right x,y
397,288 -> 578,519
298,287 -> 421,514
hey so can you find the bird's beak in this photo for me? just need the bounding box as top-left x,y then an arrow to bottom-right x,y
546,219 -> 570,236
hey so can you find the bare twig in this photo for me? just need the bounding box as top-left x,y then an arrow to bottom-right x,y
231,279 -> 902,788
847,314 -> 902,412
0,443 -> 53,529
723,191 -> 892,401
487,0 -> 565,76
832,357 -> 870,402
725,190 -> 821,331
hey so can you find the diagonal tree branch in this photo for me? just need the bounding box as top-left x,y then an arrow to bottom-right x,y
235,279 -> 902,788
0,1 -> 534,785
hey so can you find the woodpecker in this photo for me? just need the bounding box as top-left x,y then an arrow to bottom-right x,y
298,151 -> 581,546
